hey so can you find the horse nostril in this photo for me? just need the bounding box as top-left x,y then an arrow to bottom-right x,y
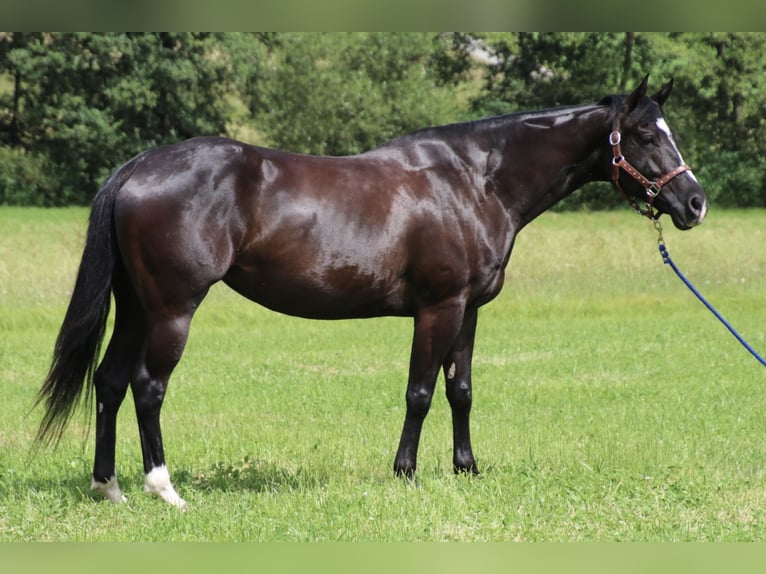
689,195 -> 703,215
687,193 -> 708,225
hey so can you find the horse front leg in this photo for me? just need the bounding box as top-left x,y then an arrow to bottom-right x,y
443,308 -> 479,475
393,298 -> 467,478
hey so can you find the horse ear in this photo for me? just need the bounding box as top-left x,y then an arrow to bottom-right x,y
624,74 -> 649,113
651,79 -> 674,107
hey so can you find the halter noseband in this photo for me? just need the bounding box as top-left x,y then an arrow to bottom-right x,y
610,118 -> 691,220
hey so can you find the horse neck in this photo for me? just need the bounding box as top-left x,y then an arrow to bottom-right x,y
482,103 -> 613,229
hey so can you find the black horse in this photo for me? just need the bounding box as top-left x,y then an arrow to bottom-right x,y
36,77 -> 707,508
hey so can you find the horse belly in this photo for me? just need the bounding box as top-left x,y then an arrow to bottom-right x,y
223,256 -> 409,320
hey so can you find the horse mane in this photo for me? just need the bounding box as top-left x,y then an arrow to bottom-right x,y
376,90 -> 657,154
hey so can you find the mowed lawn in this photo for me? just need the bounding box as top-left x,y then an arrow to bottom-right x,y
1,206 -> 765,541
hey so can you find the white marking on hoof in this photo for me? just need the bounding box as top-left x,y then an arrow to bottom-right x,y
91,475 -> 127,504
145,465 -> 187,510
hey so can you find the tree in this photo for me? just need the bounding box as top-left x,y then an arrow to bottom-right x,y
250,33 -> 460,156
3,33 -> 766,207
0,33 -> 54,205
661,33 -> 766,206
0,33 -> 233,205
473,33 -> 627,115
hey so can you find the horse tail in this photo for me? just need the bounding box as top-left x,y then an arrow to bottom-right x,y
34,155 -> 144,446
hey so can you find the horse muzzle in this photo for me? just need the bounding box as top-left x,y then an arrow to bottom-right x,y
664,185 -> 709,230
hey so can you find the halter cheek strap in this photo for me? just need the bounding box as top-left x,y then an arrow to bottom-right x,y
610,120 -> 691,219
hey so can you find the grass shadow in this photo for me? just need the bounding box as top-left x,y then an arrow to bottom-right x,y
5,469 -> 100,505
174,456 -> 331,494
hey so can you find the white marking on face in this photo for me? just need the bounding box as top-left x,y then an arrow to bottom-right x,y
447,362 -> 456,380
145,465 -> 188,510
656,118 -> 699,183
98,402 -> 104,414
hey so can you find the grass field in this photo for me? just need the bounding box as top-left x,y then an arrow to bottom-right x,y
1,206 -> 765,541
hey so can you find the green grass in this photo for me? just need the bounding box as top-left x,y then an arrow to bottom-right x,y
2,206 -> 766,541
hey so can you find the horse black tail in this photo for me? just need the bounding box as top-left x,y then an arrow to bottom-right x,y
34,156 -> 143,446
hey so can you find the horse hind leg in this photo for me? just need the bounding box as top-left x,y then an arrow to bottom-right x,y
131,308 -> 199,510
89,267 -> 195,510
91,271 -> 144,503
92,337 -> 134,503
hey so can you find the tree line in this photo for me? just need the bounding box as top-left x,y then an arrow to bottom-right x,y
1,32 -> 765,207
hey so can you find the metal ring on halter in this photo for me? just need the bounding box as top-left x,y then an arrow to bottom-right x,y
646,183 -> 661,198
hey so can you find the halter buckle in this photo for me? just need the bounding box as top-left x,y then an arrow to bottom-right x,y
646,183 -> 661,199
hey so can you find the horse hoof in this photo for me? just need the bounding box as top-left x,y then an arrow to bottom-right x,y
91,476 -> 128,503
144,465 -> 187,510
453,464 -> 480,476
393,464 -> 416,480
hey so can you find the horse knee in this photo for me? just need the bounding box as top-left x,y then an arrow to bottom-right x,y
131,317 -> 190,414
406,387 -> 434,418
131,371 -> 167,416
94,370 -> 129,413
446,380 -> 472,414
133,389 -> 166,417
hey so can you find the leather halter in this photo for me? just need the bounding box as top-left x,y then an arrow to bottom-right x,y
610,118 -> 691,220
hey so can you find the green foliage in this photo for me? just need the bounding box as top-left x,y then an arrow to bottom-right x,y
1,33 -> 766,207
473,33 -> 627,114
0,33 -> 232,204
659,33 -> 766,207
253,33 -> 459,155
0,147 -> 54,205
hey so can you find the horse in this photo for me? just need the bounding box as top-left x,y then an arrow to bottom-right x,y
35,77 -> 708,509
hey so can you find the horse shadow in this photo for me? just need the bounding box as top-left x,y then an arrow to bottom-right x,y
11,456 -> 329,507
172,457 -> 331,494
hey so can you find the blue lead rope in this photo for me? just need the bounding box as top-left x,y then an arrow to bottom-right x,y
658,239 -> 766,367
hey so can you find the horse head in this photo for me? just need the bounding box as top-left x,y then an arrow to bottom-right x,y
608,76 -> 708,230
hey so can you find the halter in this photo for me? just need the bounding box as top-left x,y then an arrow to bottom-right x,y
610,118 -> 691,220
